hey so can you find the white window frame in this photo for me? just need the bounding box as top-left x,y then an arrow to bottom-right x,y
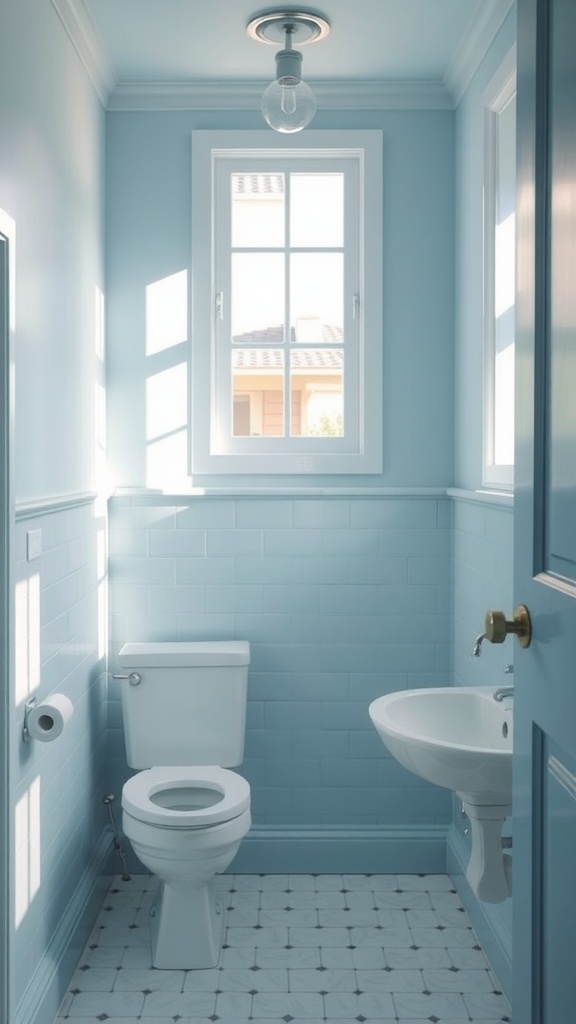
482,49 -> 516,490
190,130 -> 383,475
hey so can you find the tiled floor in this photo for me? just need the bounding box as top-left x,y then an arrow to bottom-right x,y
56,872 -> 512,1024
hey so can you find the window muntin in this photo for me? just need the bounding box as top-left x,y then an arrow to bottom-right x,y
191,131 -> 383,475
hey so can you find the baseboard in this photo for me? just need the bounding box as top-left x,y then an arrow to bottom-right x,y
447,825 -> 512,1000
15,828 -> 114,1024
228,824 -> 449,874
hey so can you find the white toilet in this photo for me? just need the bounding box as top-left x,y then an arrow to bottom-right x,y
116,640 -> 251,969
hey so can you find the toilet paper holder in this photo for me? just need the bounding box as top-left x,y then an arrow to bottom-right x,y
22,696 -> 37,743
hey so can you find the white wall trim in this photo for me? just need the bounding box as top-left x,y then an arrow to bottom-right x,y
14,829 -> 113,1024
15,491 -> 99,521
448,487 -> 514,509
108,79 -> 453,112
50,0 -> 117,106
110,487 -> 449,502
445,0 -> 516,107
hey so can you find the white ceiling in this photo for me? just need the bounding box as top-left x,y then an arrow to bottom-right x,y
59,0 -> 515,106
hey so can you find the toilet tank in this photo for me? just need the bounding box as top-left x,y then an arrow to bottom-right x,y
117,641 -> 250,769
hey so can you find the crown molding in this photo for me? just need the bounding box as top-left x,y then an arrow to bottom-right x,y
444,0 -> 515,106
51,0 -> 117,106
107,79 -> 453,112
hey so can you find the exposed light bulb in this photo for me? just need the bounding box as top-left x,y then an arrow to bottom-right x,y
260,29 -> 317,134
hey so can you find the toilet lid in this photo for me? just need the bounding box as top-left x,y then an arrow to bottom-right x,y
122,766 -> 250,828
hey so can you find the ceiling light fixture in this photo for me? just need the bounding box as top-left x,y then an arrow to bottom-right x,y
247,9 -> 330,133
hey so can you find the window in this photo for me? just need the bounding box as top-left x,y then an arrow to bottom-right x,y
483,54 -> 516,489
191,131 -> 383,475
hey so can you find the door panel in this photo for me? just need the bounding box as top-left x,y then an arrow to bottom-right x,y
515,0 -> 576,1020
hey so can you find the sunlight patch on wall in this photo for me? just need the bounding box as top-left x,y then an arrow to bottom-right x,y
145,363 -> 188,488
14,574 -> 40,707
145,270 -> 188,356
14,776 -> 41,928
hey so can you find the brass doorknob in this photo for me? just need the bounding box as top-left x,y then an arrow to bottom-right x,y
485,605 -> 532,648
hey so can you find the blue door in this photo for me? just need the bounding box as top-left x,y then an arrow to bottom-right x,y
514,0 -> 576,1019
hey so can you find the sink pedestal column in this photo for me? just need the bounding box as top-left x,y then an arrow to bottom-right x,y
460,799 -> 512,904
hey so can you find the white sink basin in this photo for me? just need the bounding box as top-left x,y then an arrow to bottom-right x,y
368,686 -> 512,806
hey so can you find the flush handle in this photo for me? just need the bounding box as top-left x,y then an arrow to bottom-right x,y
112,672 -> 142,686
485,605 -> 531,648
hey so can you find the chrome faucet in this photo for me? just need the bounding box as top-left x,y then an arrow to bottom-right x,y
471,632 -> 487,657
493,686 -> 514,702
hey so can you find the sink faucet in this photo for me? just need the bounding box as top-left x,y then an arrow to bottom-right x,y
471,632 -> 487,657
493,686 -> 514,702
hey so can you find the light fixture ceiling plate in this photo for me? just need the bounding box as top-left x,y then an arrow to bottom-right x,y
247,9 -> 330,47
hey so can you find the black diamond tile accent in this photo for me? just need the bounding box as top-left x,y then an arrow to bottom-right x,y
209,1016 -> 220,1022
473,944 -> 482,950
435,925 -> 446,931
128,924 -> 139,929
411,944 -> 419,950
285,945 -> 293,949
315,924 -> 323,929
354,989 -> 363,995
493,989 -> 502,995
110,888 -> 120,893
250,965 -> 261,971
89,944 -> 98,950
340,888 -> 349,893
70,989 -> 81,995
395,888 -> 404,893
227,905 -> 234,911
249,990 -> 258,995
319,990 -> 328,996
79,964 -> 90,971
142,988 -> 153,995
316,966 -> 327,972
214,989 -> 221,995
254,924 -> 263,930
384,966 -> 393,972
423,989 -> 431,995
347,945 -> 356,949
230,888 -> 236,893
376,925 -> 383,931
282,1016 -> 294,1022
96,1016 -> 109,1022
285,888 -> 292,893
449,966 -> 459,972
428,1017 -> 440,1023
357,1016 -> 367,1022
283,906 -> 293,911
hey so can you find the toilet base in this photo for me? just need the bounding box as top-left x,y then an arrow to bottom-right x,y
150,879 -> 224,969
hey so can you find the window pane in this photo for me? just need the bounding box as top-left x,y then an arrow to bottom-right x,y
231,173 -> 284,247
232,253 -> 285,341
290,174 -> 344,247
290,349 -> 343,437
232,349 -> 284,437
290,253 -> 343,343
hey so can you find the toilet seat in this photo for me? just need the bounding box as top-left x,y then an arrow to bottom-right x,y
122,766 -> 250,829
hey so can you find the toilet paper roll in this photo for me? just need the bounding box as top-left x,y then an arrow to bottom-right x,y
27,693 -> 74,742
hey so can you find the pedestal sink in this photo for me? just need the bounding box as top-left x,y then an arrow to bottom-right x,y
368,685 -> 513,902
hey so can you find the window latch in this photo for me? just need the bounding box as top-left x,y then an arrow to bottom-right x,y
216,291 -> 224,320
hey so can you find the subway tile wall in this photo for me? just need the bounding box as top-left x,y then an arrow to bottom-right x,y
108,494 -> 452,829
13,498 -> 109,1011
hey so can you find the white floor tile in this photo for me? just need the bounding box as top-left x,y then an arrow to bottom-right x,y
53,872 -> 512,1024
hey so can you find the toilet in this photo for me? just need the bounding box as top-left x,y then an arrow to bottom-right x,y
116,640 -> 251,969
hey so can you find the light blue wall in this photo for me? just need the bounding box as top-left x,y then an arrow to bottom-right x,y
450,4 -> 517,998
105,108 -> 455,490
0,4 -> 109,1023
105,103 -> 456,867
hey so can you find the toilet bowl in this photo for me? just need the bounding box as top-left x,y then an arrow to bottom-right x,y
122,766 -> 251,969
115,640 -> 251,969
